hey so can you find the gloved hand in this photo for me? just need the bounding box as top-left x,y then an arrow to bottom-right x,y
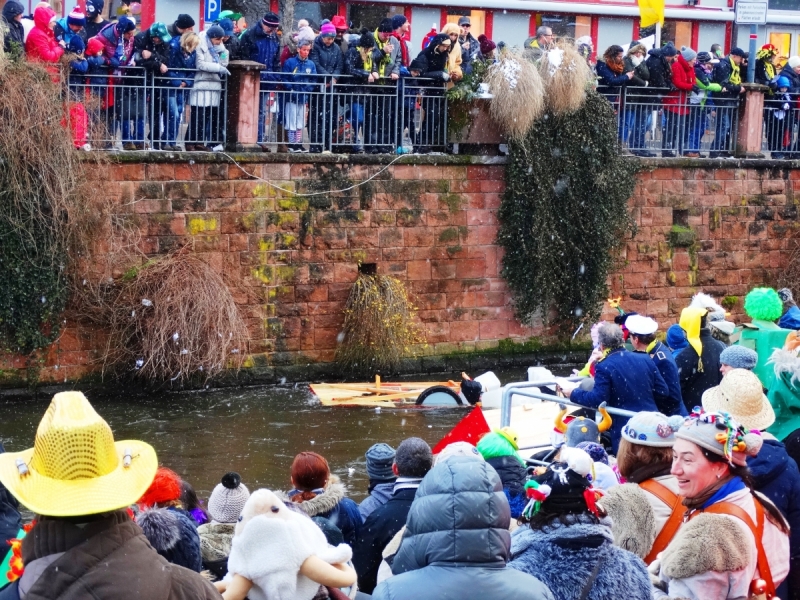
441,72 -> 450,81
221,67 -> 231,77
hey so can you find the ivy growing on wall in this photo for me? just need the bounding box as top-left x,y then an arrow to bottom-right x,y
497,90 -> 638,334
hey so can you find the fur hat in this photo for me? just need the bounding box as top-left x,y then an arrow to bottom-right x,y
208,471 -> 250,524
622,411 -> 684,447
174,13 -> 195,29
138,466 -> 181,507
674,409 -> 763,467
67,7 -> 86,28
702,369 -> 774,430
720,345 -> 758,370
365,443 -> 395,480
745,288 -> 783,321
136,507 -> 202,571
789,56 -> 800,69
779,288 -> 796,305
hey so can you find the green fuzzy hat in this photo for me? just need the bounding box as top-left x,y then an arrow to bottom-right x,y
476,431 -> 524,465
744,288 -> 783,322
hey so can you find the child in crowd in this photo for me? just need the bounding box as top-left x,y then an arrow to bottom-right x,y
282,38 -> 317,152
65,35 -> 89,149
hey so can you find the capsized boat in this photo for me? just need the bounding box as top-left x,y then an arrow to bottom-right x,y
310,376 -> 466,408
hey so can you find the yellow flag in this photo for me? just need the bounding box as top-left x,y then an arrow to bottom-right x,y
638,0 -> 665,28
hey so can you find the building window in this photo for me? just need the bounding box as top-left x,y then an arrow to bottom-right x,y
641,20 -> 692,50
446,9 -> 486,38
534,14 -> 590,40
294,1 -> 338,29
769,0 -> 800,10
347,4 -> 404,32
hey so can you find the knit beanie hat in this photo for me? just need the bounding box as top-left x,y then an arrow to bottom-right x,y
85,0 -> 103,16
115,16 -> 135,34
262,11 -> 279,27
174,13 -> 195,29
86,36 -> 104,55
365,443 -> 396,480
522,448 -> 601,519
206,25 -> 225,40
358,31 -> 375,48
378,18 -> 394,33
789,56 -> 800,69
621,411 -> 684,447
720,345 -> 758,370
730,47 -> 746,58
208,472 -> 250,524
666,323 -> 688,351
296,25 -> 315,44
680,46 -> 697,62
702,369 -> 775,430
660,42 -> 677,57
390,14 -> 407,30
138,466 -> 182,507
674,409 -> 763,466
576,441 -> 609,465
217,17 -> 234,37
67,7 -> 85,28
320,22 -> 336,37
745,287 -> 783,321
68,34 -> 85,53
697,51 -> 712,64
478,34 -> 496,55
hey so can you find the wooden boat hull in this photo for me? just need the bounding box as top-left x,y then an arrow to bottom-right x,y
310,380 -> 463,408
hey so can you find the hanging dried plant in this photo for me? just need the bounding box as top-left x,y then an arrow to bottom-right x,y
539,41 -> 594,116
484,50 -> 545,142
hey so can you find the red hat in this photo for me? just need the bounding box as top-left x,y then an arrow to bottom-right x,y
86,37 -> 104,55
138,466 -> 182,507
331,15 -> 347,31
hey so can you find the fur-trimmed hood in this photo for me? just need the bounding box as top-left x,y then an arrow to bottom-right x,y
509,515 -> 652,600
279,474 -> 347,517
136,507 -> 181,553
771,347 -> 800,384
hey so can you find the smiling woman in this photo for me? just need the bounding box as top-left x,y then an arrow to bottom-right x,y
650,410 -> 791,600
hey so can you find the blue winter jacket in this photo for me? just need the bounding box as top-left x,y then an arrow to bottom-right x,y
359,481 -> 395,521
647,341 -> 688,419
780,305 -> 800,330
596,60 -> 629,102
571,347 -> 670,453
748,437 -> 800,599
509,515 -> 652,600
167,37 -> 196,89
282,55 -> 318,103
239,25 -> 281,83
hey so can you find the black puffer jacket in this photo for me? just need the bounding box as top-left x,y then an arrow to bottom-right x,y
310,36 -> 343,77
373,457 -> 554,600
2,0 -> 25,56
675,328 -> 726,413
645,47 -> 673,91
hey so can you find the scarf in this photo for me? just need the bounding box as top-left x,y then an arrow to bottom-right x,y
682,475 -> 745,511
606,57 -> 624,75
729,56 -> 741,86
626,463 -> 672,484
391,31 -> 409,67
393,477 -> 423,492
371,30 -> 395,77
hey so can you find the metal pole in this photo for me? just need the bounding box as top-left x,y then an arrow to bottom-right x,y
747,24 -> 757,83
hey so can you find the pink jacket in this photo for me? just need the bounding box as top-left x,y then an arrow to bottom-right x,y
25,6 -> 64,64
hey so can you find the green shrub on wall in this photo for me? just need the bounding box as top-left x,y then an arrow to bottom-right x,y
497,90 -> 638,334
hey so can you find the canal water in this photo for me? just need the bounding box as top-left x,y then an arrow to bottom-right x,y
0,366 -> 570,502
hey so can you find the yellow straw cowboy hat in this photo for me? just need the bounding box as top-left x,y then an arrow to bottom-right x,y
0,391 -> 157,517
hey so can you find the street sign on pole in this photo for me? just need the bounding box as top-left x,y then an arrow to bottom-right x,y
205,0 -> 220,24
735,1 -> 767,24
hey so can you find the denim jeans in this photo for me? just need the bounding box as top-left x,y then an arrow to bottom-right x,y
121,117 -> 145,144
712,106 -> 733,152
166,90 -> 185,145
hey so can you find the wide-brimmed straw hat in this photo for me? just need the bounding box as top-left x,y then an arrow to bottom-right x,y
0,392 -> 157,517
701,369 -> 775,431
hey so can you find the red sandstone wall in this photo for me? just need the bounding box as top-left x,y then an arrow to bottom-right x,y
0,158 -> 797,385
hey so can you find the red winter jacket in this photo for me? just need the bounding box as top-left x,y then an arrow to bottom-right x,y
664,53 -> 695,115
25,6 -> 64,66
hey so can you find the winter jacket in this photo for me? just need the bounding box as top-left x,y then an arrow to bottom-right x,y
675,328 -> 726,413
197,521 -> 234,580
0,510 -> 219,600
571,347 -> 671,452
167,37 -> 196,89
84,17 -> 109,40
647,341 -> 688,418
189,31 -> 228,108
281,54 -> 318,103
372,29 -> 401,78
459,32 -> 479,66
602,474 -> 681,560
359,481 -> 395,521
691,63 -> 721,106
779,65 -> 800,94
136,507 -> 203,572
769,349 -> 800,442
353,486 -> 418,594
653,484 -> 790,600
279,475 -> 362,547
446,41 -> 463,79
756,57 -> 779,92
749,436 -> 800,600
623,55 -> 649,88
134,29 -> 171,81
645,48 -> 674,92
711,56 -> 744,106
224,33 -> 241,61
310,36 -> 343,79
25,6 -> 64,65
239,24 -> 280,83
344,46 -> 373,94
373,457 -> 554,600
486,455 -> 528,518
596,60 -> 629,100
2,1 -> 25,56
410,43 -> 450,83
664,53 -> 695,115
53,18 -> 86,48
509,514 -> 652,600
739,320 -> 792,391
780,306 -> 800,330
96,22 -> 126,66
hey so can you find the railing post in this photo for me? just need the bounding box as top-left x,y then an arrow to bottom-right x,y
735,82 -> 768,158
225,60 -> 266,152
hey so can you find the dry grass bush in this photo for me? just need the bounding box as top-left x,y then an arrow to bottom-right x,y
98,252 -> 249,383
335,274 -> 426,374
778,238 -> 800,293
484,50 -> 545,142
539,41 -> 593,116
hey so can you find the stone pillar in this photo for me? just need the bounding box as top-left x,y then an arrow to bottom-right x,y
226,60 -> 266,152
735,83 -> 767,158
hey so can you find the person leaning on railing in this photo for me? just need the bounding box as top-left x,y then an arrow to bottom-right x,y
342,30 -> 377,154
239,12 -> 281,148
187,26 -> 229,151
687,52 -> 721,158
662,47 -> 696,158
709,47 -> 745,158
165,32 -> 199,151
408,33 -> 451,154
596,45 -> 633,107
309,23 -> 344,153
135,22 -> 173,150
778,56 -> 800,157
622,43 -> 652,157
282,38 -> 317,153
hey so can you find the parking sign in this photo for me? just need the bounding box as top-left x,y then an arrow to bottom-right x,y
205,0 -> 220,24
